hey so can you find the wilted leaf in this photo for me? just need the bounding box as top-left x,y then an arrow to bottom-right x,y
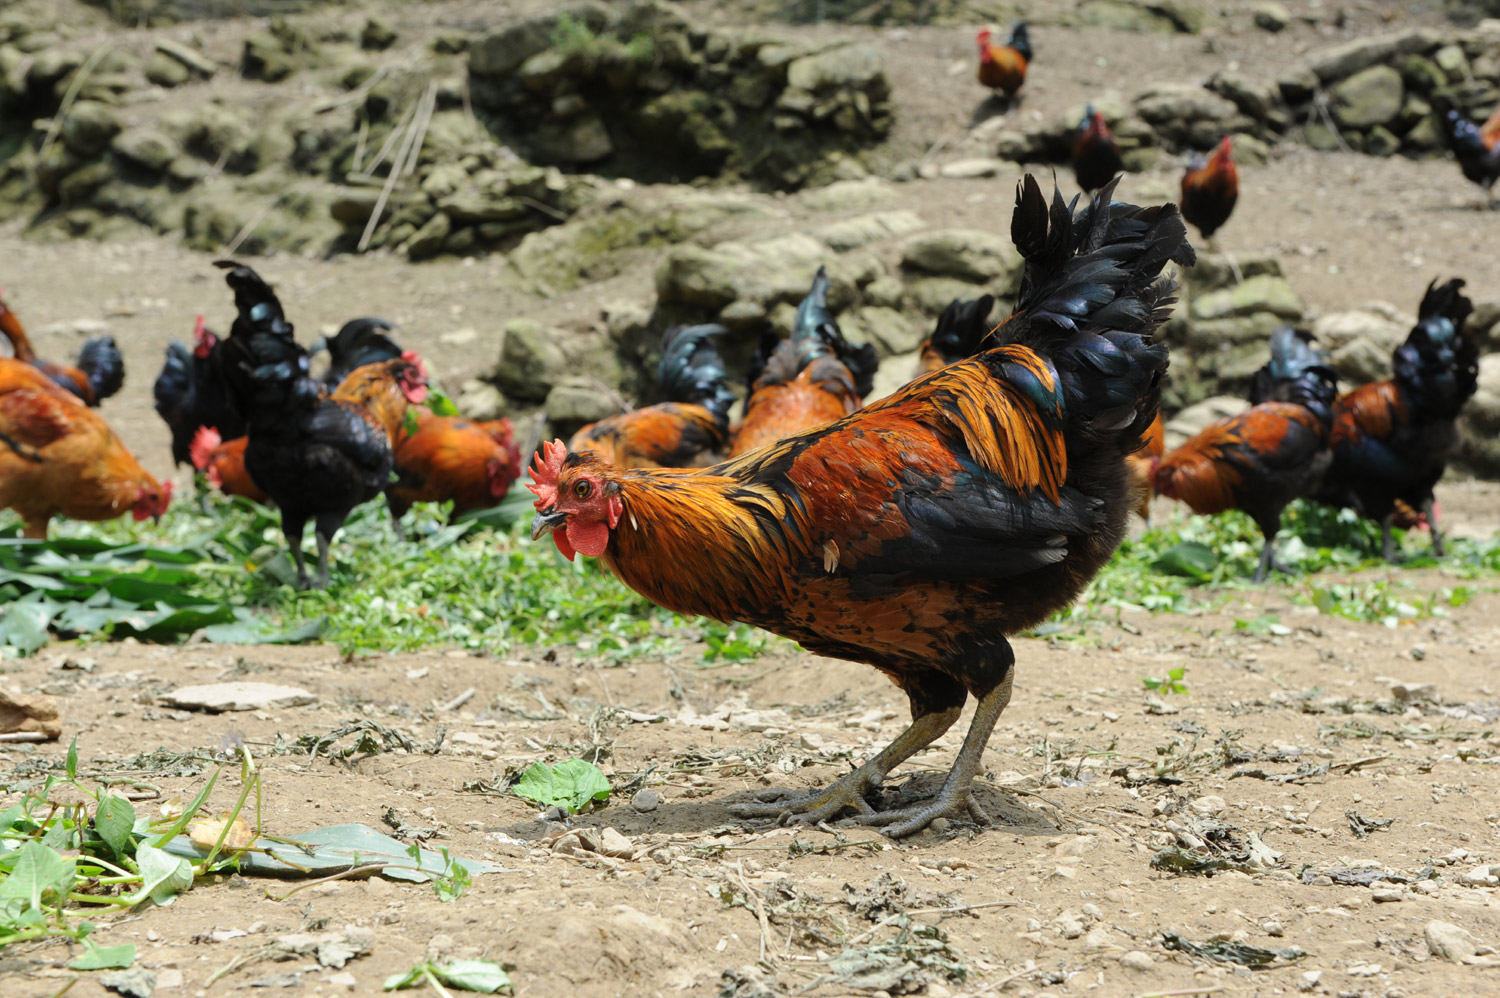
68,938 -> 136,970
188,814 -> 255,853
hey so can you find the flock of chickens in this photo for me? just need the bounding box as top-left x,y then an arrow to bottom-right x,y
0,22 -> 1491,834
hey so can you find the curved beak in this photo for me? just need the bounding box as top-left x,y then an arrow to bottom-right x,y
309,336 -> 329,355
531,509 -> 567,541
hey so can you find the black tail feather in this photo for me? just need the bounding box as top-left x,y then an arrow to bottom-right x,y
322,316 -> 402,388
214,259 -> 294,340
657,323 -> 737,428
1398,277 -> 1478,420
77,335 -> 124,403
930,295 -> 998,364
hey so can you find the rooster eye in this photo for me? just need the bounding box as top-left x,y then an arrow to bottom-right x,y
573,481 -> 592,499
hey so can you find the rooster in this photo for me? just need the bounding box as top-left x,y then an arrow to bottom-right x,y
913,295 -> 997,378
1124,412 -> 1165,521
1154,326 -> 1338,581
0,292 -> 124,407
313,316 -> 403,389
1315,278 -> 1477,560
1438,101 -> 1500,209
214,262 -> 428,589
730,267 -> 878,457
570,324 -> 736,469
0,359 -> 170,537
1072,107 -> 1124,194
976,22 -> 1031,102
189,427 -> 267,504
1180,136 -> 1238,244
153,315 -> 247,466
388,411 -> 522,524
529,177 -> 1192,837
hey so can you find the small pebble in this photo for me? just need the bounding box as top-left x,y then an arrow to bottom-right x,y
1120,951 -> 1154,972
928,817 -> 951,833
1299,970 -> 1322,992
1262,920 -> 1285,936
632,789 -> 661,812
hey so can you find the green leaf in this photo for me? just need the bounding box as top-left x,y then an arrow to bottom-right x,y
512,758 -> 611,814
68,938 -> 137,970
425,388 -> 460,418
1153,541 -> 1217,581
0,840 -> 76,913
384,964 -> 428,991
131,843 -> 194,905
438,960 -> 513,993
95,795 -> 137,860
159,822 -> 501,883
65,737 -> 78,781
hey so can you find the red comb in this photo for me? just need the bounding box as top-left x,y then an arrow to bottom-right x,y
193,314 -> 206,338
526,439 -> 568,509
189,425 -> 221,471
401,349 -> 429,383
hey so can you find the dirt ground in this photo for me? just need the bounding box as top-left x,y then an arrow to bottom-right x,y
7,1 -> 1500,996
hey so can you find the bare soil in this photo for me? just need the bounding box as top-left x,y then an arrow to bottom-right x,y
7,2 -> 1500,996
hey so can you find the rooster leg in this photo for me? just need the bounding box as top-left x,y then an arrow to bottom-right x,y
856,666 -> 1015,839
282,514 -> 310,589
1380,514 -> 1398,563
312,512 -> 342,591
1251,533 -> 1291,583
1424,499 -> 1446,557
730,706 -> 962,824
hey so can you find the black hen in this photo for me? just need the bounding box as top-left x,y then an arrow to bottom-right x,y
153,316 -> 247,466
1315,278 -> 1478,559
915,295 -> 997,377
316,317 -> 403,389
1248,327 -> 1330,405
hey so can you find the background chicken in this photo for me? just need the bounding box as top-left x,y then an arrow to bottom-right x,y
1438,100 -> 1500,209
189,428 -> 266,504
1314,278 -> 1477,560
313,316 -> 403,389
1180,136 -> 1238,244
976,22 -> 1031,103
214,263 -> 428,589
153,315 -> 246,467
1072,107 -> 1124,193
569,324 -> 736,469
1124,412 -> 1165,521
730,267 -> 878,456
913,295 -> 997,378
529,177 -> 1191,837
0,358 -> 170,537
0,292 -> 124,407
1153,326 -> 1339,581
388,411 -> 522,525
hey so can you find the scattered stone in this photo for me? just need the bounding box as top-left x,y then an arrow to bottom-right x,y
632,789 -> 661,812
161,682 -> 315,713
1263,920 -> 1285,936
156,39 -> 218,78
1459,864 -> 1497,886
495,318 -> 566,401
1298,970 -> 1321,992
1121,950 -> 1155,971
1371,883 -> 1406,902
100,968 -> 156,998
361,16 -> 397,51
597,827 -> 634,858
113,128 -> 180,175
1190,795 -> 1227,816
545,376 -> 619,425
1427,921 -> 1478,963
1252,2 -> 1290,32
0,689 -> 61,738
61,101 -> 123,156
938,158 -> 1007,178
1391,681 -> 1438,702
145,50 -> 190,87
1191,274 -> 1304,322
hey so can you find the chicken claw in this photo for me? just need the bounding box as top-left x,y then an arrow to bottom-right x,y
854,789 -> 991,839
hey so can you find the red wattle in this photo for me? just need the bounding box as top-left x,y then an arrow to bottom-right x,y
566,519 -> 611,558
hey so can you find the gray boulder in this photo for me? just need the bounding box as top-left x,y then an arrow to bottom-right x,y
1308,28 -> 1442,84
1077,0 -> 1204,33
546,376 -> 620,425
1134,84 -> 1238,127
1206,72 -> 1275,120
844,306 -> 920,357
1312,306 -> 1409,353
1329,336 -> 1390,385
1252,2 -> 1291,31
1165,396 -> 1247,450
496,318 -> 568,401
1190,274 -> 1304,321
900,229 -> 1021,285
786,44 -> 888,98
1331,65 -> 1404,129
61,101 -> 122,156
535,114 -> 613,163
112,128 -> 180,174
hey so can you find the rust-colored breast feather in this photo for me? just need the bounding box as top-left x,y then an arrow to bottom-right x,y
732,361 -> 861,457
570,403 -> 723,470
1482,102 -> 1500,149
978,46 -> 1027,95
1181,161 -> 1236,202
1330,381 -> 1404,448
